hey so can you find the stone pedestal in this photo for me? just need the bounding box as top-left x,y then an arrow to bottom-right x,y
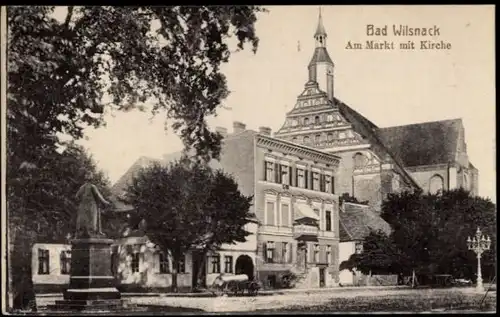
52,237 -> 126,311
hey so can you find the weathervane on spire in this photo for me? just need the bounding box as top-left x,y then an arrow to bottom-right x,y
314,6 -> 327,47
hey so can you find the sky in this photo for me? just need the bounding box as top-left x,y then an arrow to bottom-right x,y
71,5 -> 495,202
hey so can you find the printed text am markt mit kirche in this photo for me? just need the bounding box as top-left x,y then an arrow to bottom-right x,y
347,24 -> 452,50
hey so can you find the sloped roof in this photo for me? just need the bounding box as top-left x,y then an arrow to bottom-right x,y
308,47 -> 333,66
339,202 -> 392,242
110,130 -> 258,198
378,119 -> 462,167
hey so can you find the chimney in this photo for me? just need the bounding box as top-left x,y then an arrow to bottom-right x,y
215,126 -> 228,138
259,126 -> 272,136
233,121 -> 246,134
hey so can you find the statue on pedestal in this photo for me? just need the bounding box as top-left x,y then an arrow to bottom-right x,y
75,173 -> 112,238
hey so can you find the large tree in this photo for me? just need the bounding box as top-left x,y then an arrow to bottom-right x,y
341,188 -> 497,286
7,5 -> 263,310
122,159 -> 254,292
7,143 -> 112,310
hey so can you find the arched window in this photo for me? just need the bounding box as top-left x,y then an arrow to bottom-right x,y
315,134 -> 321,144
292,137 -> 298,143
314,116 -> 320,124
303,136 -> 310,144
353,153 -> 368,169
327,133 -> 333,141
429,175 -> 444,194
303,117 -> 309,126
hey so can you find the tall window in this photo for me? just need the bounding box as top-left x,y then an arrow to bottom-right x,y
292,137 -> 298,143
266,241 -> 275,263
281,204 -> 290,227
325,176 -> 332,193
327,133 -> 333,141
314,116 -> 320,124
281,165 -> 289,185
303,136 -> 310,144
303,117 -> 309,126
326,245 -> 332,265
60,251 -> 71,275
210,255 -> 221,274
314,244 -> 320,263
297,168 -> 305,188
38,249 -> 50,275
327,114 -> 333,122
131,250 -> 140,273
224,256 -> 233,273
325,211 -> 332,231
177,255 -> 186,273
282,242 -> 290,263
313,172 -> 320,190
315,134 -> 321,144
158,252 -> 169,274
265,161 -> 274,182
429,174 -> 444,194
353,153 -> 368,169
266,201 -> 276,226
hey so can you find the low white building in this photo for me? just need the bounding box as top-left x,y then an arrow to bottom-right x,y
337,202 -> 397,286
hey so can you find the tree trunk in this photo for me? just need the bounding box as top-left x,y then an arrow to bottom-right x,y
411,269 -> 416,288
195,251 -> 207,290
172,257 -> 178,293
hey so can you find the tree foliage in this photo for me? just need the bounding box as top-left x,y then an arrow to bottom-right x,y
340,188 -> 496,282
339,230 -> 404,275
122,159 -> 254,291
7,6 -> 263,309
339,192 -> 369,205
8,6 -> 264,166
8,143 -> 112,309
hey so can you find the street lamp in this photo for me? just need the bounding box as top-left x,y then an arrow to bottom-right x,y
467,227 -> 491,292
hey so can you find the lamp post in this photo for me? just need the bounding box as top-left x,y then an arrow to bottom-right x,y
467,227 -> 491,292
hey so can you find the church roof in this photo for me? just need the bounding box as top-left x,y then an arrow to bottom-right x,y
339,202 -> 392,242
378,119 -> 462,167
308,47 -> 334,66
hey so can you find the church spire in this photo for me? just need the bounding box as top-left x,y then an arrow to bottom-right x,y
314,7 -> 327,47
308,7 -> 334,101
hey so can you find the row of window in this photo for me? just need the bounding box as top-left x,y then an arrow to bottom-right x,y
291,130 -> 353,145
38,249 -> 71,275
37,248 -> 186,275
264,161 -> 335,194
288,113 -> 342,127
264,200 -> 333,231
208,255 -> 234,274
263,241 -> 333,265
129,250 -> 186,274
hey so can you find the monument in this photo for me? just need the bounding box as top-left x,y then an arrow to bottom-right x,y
52,176 -> 128,312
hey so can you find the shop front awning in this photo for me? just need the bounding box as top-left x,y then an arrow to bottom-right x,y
294,203 -> 320,221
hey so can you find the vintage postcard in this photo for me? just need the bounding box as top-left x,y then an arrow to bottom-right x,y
1,5 -> 496,314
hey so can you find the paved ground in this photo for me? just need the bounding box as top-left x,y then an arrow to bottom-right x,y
128,287 -> 495,312
36,286 -> 496,313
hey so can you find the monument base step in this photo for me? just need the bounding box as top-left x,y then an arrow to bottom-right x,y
49,299 -> 135,312
64,287 -> 121,301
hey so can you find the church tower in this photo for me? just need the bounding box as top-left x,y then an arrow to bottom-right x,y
308,9 -> 335,101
